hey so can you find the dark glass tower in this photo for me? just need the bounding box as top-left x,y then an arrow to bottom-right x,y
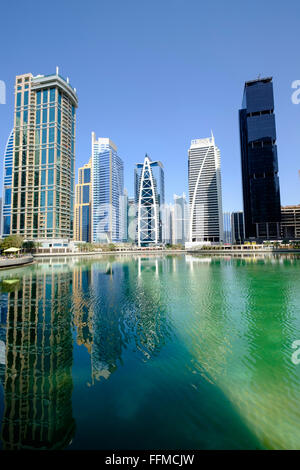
239,77 -> 281,240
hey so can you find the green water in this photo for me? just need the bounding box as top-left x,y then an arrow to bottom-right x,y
0,254 -> 300,450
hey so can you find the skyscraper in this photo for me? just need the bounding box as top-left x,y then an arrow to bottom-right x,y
127,197 -> 136,243
162,203 -> 173,245
10,71 -> 77,242
173,193 -> 189,244
223,211 -> 232,244
239,77 -> 281,240
135,155 -> 165,246
75,158 -> 92,242
2,129 -> 14,237
91,133 -> 124,243
231,211 -> 245,244
119,189 -> 129,242
188,134 -> 223,244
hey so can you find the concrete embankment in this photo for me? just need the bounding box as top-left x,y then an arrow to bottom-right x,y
0,255 -> 34,269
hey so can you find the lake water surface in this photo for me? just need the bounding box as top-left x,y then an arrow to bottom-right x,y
0,254 -> 300,450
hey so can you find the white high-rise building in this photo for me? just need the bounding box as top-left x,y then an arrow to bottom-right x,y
173,193 -> 189,244
91,133 -> 124,243
187,133 -> 223,246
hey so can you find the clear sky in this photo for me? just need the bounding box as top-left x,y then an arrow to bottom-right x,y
0,0 -> 299,209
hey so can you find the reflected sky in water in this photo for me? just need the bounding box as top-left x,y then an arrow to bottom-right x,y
0,254 -> 300,449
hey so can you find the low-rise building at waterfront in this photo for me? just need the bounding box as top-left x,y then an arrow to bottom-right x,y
281,205 -> 300,240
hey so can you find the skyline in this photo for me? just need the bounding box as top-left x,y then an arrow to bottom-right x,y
0,0 -> 300,210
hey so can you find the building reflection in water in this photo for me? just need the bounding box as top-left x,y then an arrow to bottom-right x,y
71,256 -> 175,384
0,267 -> 75,450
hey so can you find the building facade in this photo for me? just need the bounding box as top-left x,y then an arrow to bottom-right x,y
281,205 -> 300,240
223,211 -> 232,244
135,155 -> 165,246
239,77 -> 281,240
231,211 -> 245,244
162,203 -> 174,245
2,129 -> 14,237
75,158 -> 92,242
188,134 -> 223,244
10,71 -> 77,242
127,197 -> 136,243
119,189 -> 129,243
173,193 -> 189,245
91,133 -> 124,243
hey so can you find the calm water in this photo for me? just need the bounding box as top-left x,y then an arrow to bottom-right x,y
0,254 -> 300,450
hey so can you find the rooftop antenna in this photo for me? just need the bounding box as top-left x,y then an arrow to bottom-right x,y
67,77 -> 69,84
258,73 -> 261,79
56,66 -> 59,75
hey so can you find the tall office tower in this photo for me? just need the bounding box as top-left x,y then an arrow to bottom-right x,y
135,154 -> 165,246
2,129 -> 14,237
223,211 -> 232,244
162,203 -> 174,244
231,211 -> 245,244
281,205 -> 300,240
188,134 -> 223,244
119,189 -> 128,242
239,77 -> 281,240
10,71 -> 77,242
91,133 -> 124,243
127,197 -> 136,243
173,193 -> 189,244
75,158 -> 92,242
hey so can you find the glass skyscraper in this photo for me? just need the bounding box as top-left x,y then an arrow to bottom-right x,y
2,129 -> 13,237
135,155 -> 165,246
91,133 -> 124,243
75,158 -> 92,242
239,77 -> 281,240
223,211 -> 232,244
231,211 -> 245,244
10,71 -> 78,241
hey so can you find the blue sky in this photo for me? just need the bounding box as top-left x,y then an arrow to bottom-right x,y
0,0 -> 299,209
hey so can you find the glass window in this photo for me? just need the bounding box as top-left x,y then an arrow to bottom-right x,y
83,185 -> 90,203
43,89 -> 48,104
24,91 -> 28,106
47,212 -> 53,229
50,88 -> 55,102
49,107 -> 55,122
42,149 -> 46,164
15,131 -> 20,146
42,129 -> 47,144
49,127 -> 55,143
84,168 -> 91,183
41,191 -> 45,207
41,170 -> 46,186
36,91 -> 41,105
36,110 -> 40,124
42,108 -> 47,123
48,190 -> 53,207
16,93 -> 21,107
48,169 -> 54,185
4,188 -> 11,205
23,110 -> 28,123
48,147 -> 54,163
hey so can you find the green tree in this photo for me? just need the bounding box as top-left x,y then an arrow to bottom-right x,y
0,235 -> 24,252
